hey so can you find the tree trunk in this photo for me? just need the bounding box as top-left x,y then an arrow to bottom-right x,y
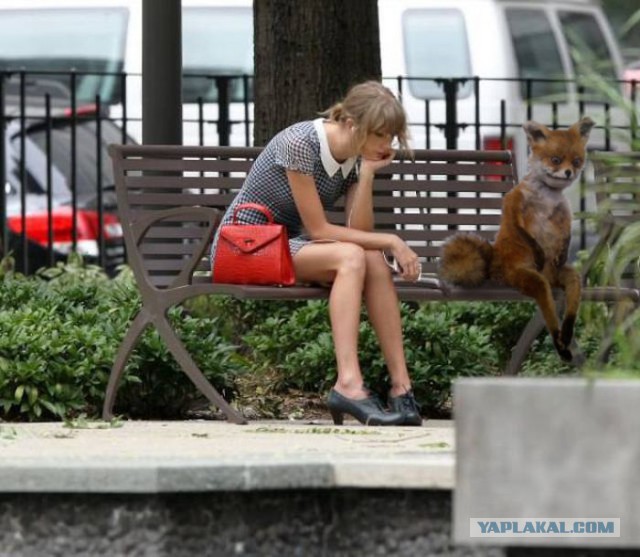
253,0 -> 380,145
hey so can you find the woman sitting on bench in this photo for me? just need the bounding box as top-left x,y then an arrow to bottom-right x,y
211,81 -> 423,426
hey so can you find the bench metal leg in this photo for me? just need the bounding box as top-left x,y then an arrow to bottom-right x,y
505,310 -> 545,375
103,310 -> 150,420
595,299 -> 639,364
506,298 -> 590,375
154,315 -> 248,425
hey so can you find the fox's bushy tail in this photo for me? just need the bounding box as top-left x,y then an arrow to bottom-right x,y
438,233 -> 493,287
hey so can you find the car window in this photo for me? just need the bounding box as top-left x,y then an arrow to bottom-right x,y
558,10 -> 618,93
23,119 -> 120,196
182,7 -> 253,103
8,158 -> 44,196
506,8 -> 569,101
0,8 -> 128,105
402,9 -> 472,100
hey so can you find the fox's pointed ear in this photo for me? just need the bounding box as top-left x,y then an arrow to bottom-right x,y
571,117 -> 595,142
523,121 -> 548,143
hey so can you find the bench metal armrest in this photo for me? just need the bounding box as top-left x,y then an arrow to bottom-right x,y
129,206 -> 221,289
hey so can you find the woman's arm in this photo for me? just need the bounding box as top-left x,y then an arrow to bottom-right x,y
344,165 -> 374,231
287,168 -> 420,283
287,169 -> 396,252
344,152 -> 394,231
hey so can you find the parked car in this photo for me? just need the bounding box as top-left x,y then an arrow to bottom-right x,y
0,0 -> 254,148
3,77 -> 126,275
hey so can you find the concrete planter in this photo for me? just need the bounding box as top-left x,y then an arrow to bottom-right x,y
453,377 -> 640,550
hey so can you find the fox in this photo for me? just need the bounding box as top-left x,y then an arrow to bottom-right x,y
438,117 -> 595,362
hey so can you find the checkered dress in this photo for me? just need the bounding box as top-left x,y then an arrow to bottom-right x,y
210,120 -> 359,274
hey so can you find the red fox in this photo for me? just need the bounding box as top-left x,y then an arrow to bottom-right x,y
439,117 -> 595,361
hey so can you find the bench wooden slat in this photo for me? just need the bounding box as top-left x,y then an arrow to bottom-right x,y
125,176 -> 246,189
387,229 -> 495,241
141,241 -> 494,274
384,161 -> 513,176
352,212 -> 502,226
127,192 -> 505,211
140,243 -> 207,256
122,158 -> 257,173
128,193 -> 238,207
143,259 -> 194,272
142,227 -> 215,240
114,144 -> 512,161
373,178 -> 515,193
125,175 -> 513,193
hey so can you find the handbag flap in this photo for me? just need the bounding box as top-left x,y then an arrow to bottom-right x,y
219,224 -> 284,254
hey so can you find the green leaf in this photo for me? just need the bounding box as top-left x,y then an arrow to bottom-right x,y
14,385 -> 24,403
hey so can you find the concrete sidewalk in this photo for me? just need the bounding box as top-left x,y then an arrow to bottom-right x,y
0,419 -> 454,494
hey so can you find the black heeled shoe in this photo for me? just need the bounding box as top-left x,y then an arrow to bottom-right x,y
388,390 -> 423,426
327,389 -> 404,426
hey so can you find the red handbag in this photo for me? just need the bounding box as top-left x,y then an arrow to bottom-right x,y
213,203 -> 295,286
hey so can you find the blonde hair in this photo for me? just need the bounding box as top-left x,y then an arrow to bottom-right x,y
322,81 -> 411,155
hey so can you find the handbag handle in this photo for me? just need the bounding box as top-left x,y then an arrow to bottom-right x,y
232,202 -> 275,224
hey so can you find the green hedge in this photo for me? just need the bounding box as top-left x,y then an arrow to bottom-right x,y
0,258 -> 242,421
1,253 -> 633,422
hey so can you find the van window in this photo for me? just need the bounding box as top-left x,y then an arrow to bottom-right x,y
506,8 -> 568,101
558,11 -> 618,89
183,7 -> 253,103
0,8 -> 128,104
402,9 -> 472,100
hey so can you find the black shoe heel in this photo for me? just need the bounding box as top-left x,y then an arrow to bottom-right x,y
327,389 -> 403,426
330,408 -> 344,425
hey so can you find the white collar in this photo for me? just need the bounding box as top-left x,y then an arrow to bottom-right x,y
313,118 -> 357,178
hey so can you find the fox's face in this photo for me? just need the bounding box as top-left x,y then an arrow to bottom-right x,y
524,118 -> 595,190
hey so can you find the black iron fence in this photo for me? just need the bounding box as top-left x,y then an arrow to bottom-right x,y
2,69 -> 639,274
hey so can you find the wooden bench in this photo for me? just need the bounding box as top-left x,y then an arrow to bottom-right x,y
104,145 -> 640,424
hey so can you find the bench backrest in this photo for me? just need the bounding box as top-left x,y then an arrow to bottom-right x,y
109,145 -> 517,288
591,151 -> 640,286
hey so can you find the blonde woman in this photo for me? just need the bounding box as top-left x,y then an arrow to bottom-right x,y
212,81 -> 422,426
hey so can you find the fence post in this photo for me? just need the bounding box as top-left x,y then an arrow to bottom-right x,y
45,94 -> 54,268
216,76 -> 231,146
19,71 -> 27,273
438,78 -> 464,150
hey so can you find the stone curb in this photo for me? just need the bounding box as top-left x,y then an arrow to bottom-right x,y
0,420 -> 454,493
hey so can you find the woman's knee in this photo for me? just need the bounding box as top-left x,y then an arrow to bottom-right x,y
335,243 -> 367,276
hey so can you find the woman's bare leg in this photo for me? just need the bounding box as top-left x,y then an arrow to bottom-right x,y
362,250 -> 412,397
293,242 -> 368,399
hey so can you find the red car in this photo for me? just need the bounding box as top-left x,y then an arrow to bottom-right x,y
4,79 -> 126,275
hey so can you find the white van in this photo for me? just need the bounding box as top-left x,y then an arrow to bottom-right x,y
378,0 -> 627,175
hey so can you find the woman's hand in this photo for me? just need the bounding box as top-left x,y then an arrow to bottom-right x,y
360,148 -> 395,175
389,236 -> 421,282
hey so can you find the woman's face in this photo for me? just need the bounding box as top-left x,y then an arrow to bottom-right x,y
360,131 -> 395,160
